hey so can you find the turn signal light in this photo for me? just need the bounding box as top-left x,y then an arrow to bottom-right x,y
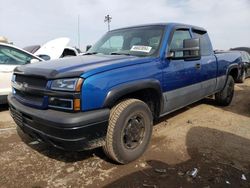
74,98 -> 81,111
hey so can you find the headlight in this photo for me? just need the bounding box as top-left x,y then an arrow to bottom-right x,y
11,74 -> 16,82
51,78 -> 83,91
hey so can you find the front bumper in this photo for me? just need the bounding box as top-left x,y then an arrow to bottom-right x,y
0,95 -> 8,104
8,94 -> 110,151
0,89 -> 10,104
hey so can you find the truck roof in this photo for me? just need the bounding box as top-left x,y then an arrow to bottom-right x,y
111,22 -> 207,32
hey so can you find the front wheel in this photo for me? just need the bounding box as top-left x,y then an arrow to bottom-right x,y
215,75 -> 234,106
103,99 -> 153,164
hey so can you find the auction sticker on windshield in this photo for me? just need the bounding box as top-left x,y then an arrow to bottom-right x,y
130,45 -> 152,53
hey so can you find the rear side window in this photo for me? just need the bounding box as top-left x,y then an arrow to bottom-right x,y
169,29 -> 191,57
192,30 -> 213,56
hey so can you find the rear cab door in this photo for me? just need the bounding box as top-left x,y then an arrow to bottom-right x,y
191,29 -> 217,97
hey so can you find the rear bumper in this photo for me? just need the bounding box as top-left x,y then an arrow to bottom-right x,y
8,94 -> 110,151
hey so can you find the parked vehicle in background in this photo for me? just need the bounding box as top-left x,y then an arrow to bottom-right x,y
0,43 -> 43,104
230,49 -> 250,83
8,23 -> 242,164
24,38 -> 79,61
23,45 -> 41,54
231,47 -> 250,55
236,51 -> 250,82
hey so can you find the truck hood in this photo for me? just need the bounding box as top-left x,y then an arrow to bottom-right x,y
14,55 -> 157,79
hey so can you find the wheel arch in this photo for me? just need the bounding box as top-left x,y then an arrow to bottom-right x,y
103,79 -> 163,119
222,64 -> 239,89
227,64 -> 239,81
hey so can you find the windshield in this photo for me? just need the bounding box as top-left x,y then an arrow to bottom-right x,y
88,26 -> 165,57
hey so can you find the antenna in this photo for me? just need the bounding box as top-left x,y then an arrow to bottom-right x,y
77,15 -> 81,49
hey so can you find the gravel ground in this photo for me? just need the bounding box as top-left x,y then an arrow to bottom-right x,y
0,79 -> 250,188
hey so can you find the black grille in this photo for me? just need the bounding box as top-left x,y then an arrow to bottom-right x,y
15,90 -> 44,106
14,75 -> 47,107
15,75 -> 47,88
10,106 -> 23,127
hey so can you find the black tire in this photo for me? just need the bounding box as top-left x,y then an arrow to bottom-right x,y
103,99 -> 153,164
215,75 -> 234,106
237,70 -> 246,83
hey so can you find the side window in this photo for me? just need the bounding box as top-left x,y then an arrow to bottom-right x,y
169,30 -> 191,57
0,46 -> 34,65
192,30 -> 213,56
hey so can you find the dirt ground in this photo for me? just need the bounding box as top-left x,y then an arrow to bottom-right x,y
0,79 -> 250,188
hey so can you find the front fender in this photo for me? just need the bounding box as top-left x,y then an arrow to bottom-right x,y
103,79 -> 163,108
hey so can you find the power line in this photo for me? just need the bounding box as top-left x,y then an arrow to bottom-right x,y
104,14 -> 112,31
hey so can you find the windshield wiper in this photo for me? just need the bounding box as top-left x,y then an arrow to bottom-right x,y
110,52 -> 131,56
83,52 -> 99,55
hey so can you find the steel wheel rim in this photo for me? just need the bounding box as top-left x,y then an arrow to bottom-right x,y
122,114 -> 146,150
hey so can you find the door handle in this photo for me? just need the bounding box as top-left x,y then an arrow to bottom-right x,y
195,63 -> 201,69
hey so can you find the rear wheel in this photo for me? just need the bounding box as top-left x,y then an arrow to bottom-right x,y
215,75 -> 234,106
103,99 -> 153,164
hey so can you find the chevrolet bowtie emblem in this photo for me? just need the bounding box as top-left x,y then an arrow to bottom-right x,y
23,82 -> 28,88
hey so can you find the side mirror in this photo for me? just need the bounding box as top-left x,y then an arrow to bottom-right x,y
86,45 -> 92,52
30,58 -> 40,64
166,51 -> 174,58
183,38 -> 200,60
168,38 -> 201,60
37,54 -> 51,61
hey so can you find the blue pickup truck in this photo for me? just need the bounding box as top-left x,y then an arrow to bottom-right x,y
8,23 -> 241,164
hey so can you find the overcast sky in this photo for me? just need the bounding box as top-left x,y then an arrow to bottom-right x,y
0,0 -> 249,50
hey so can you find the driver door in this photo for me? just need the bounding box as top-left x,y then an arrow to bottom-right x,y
162,29 -> 202,113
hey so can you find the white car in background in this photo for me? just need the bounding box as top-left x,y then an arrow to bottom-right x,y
0,43 -> 43,104
24,37 -> 79,60
0,38 -> 79,104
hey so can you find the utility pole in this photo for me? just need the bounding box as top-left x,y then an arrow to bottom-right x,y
104,14 -> 112,31
77,15 -> 81,49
